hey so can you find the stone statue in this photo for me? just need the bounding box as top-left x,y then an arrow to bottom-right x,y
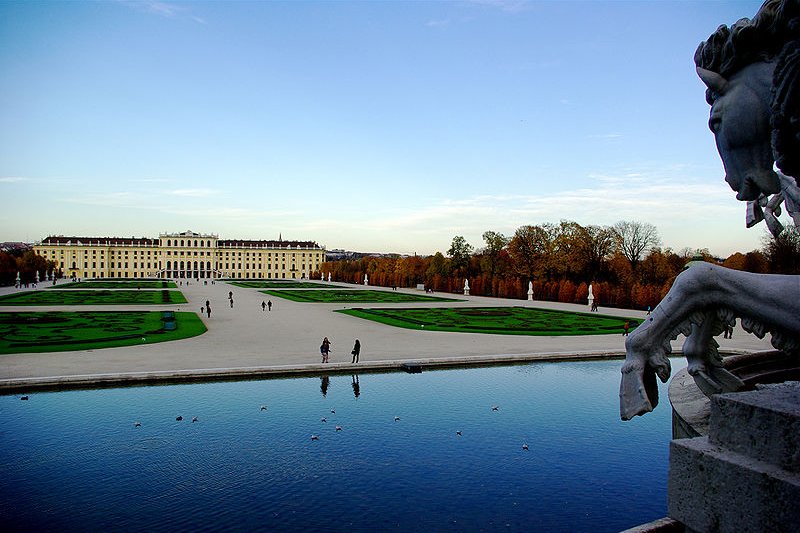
528,281 -> 534,301
364,274 -> 368,285
464,278 -> 470,296
587,283 -> 594,310
328,272 -> 331,282
620,0 -> 800,420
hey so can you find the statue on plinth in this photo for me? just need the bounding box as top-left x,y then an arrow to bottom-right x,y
464,278 -> 470,296
364,274 -> 368,286
620,0 -> 800,420
527,281 -> 534,301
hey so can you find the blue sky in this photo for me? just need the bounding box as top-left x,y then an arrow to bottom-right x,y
0,0 -> 779,256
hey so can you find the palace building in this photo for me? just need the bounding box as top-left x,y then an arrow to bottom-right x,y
34,230 -> 325,280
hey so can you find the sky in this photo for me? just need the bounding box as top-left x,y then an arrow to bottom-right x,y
0,0 -> 783,257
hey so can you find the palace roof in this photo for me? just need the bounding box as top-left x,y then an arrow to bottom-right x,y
40,236 -> 157,246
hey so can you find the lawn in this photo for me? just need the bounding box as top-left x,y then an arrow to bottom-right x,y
0,311 -> 206,354
260,289 -> 462,303
0,290 -> 187,306
335,306 -> 640,335
47,280 -> 178,289
229,281 -> 340,289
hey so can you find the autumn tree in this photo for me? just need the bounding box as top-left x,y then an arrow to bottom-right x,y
612,220 -> 661,272
0,251 -> 17,286
584,224 -> 615,281
507,224 -> 555,281
16,250 -> 53,284
763,226 -> 800,274
551,221 -> 586,281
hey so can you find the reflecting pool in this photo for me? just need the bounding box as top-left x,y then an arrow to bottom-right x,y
0,358 -> 685,532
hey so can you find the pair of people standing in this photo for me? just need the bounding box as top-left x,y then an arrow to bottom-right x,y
319,337 -> 361,363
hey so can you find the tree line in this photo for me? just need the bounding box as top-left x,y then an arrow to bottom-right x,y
319,221 -> 800,310
0,249 -> 58,286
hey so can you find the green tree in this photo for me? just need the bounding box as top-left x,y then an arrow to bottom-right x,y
425,252 -> 450,280
447,236 -> 473,274
480,231 -> 509,281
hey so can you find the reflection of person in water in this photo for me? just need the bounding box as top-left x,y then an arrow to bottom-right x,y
351,375 -> 360,398
320,375 -> 329,397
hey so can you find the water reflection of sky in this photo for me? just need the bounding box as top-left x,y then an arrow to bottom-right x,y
0,358 -> 687,532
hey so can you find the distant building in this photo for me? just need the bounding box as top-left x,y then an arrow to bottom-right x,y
34,230 -> 325,280
0,242 -> 32,254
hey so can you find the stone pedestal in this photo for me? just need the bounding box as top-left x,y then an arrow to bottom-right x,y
668,382 -> 800,533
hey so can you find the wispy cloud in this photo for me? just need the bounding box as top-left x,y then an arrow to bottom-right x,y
118,0 -> 206,24
330,167 -> 741,252
587,133 -> 623,140
0,177 -> 29,183
128,177 -> 172,184
168,188 -> 219,198
466,0 -> 531,14
425,18 -> 451,28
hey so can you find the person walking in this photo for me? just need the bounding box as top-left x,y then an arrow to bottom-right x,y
320,337 -> 331,363
623,321 -> 630,336
267,300 -> 272,311
262,301 -> 266,311
351,339 -> 361,363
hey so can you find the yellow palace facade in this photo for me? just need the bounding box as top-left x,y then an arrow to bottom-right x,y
34,230 -> 325,280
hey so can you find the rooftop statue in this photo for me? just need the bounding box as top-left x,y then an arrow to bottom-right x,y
620,0 -> 800,420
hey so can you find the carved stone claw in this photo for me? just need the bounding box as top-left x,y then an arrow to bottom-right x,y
692,367 -> 745,397
620,360 -> 656,421
619,348 -> 672,420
